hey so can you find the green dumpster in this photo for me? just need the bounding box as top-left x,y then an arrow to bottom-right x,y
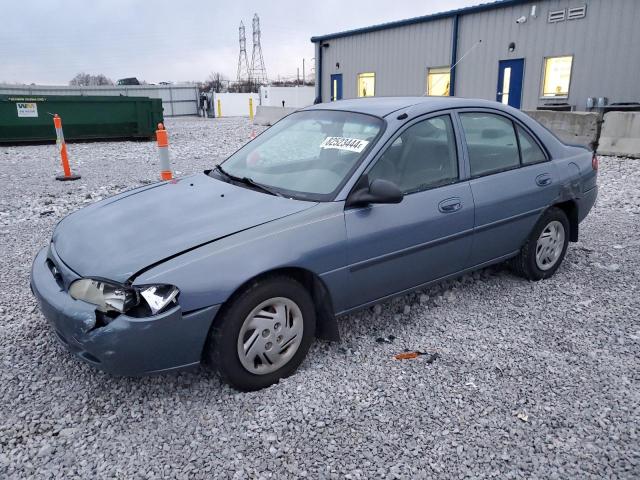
0,94 -> 163,143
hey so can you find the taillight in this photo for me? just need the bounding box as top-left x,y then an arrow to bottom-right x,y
592,153 -> 599,171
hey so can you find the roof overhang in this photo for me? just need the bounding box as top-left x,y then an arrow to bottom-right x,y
310,0 -> 532,43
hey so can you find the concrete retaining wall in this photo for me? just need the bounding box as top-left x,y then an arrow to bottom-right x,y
524,111 -> 601,150
597,112 -> 640,158
253,106 -> 298,126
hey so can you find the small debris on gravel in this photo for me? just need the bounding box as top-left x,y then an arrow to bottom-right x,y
1,118 -> 639,479
394,351 -> 440,363
375,335 -> 396,344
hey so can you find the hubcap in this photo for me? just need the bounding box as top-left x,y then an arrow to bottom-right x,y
237,297 -> 304,375
535,220 -> 565,271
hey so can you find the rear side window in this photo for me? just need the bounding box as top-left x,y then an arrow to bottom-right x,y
516,125 -> 547,165
460,113 -> 520,177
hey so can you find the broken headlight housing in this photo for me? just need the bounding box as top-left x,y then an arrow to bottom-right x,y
69,279 -> 179,317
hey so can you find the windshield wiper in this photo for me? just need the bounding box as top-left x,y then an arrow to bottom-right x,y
239,176 -> 283,197
213,164 -> 282,197
213,164 -> 233,180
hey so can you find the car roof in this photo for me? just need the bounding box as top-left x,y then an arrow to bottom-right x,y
304,96 -> 509,118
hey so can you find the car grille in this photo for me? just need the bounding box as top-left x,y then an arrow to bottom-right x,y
46,258 -> 64,289
46,244 -> 79,291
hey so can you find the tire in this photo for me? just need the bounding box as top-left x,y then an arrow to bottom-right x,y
205,276 -> 316,391
511,207 -> 570,281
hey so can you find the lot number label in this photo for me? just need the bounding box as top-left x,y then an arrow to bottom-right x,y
320,136 -> 369,153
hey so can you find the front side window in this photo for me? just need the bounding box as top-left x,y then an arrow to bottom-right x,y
427,67 -> 451,96
542,56 -> 573,97
357,72 -> 375,97
460,112 -> 520,177
368,115 -> 458,194
218,110 -> 383,200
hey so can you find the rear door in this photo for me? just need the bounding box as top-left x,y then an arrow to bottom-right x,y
344,113 -> 474,308
457,110 -> 559,266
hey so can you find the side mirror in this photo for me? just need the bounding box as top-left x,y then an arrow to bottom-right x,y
346,176 -> 403,208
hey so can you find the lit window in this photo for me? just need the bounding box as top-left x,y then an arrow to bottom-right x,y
357,73 -> 375,97
427,67 -> 451,96
542,56 -> 573,97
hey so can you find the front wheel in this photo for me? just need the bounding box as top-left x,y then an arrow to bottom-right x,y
205,276 -> 316,391
511,207 -> 570,281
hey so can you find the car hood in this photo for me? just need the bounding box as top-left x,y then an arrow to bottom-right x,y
53,173 -> 317,282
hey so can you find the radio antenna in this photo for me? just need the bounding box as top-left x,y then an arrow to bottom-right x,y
424,39 -> 482,96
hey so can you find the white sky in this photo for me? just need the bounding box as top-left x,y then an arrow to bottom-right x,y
1,0 -> 481,85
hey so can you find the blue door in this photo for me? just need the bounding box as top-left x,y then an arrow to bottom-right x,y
496,59 -> 524,108
330,74 -> 342,101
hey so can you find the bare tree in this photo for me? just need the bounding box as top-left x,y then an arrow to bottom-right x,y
205,72 -> 227,93
69,73 -> 114,86
228,79 -> 258,93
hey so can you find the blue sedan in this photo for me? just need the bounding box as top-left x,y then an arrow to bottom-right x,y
30,97 -> 598,390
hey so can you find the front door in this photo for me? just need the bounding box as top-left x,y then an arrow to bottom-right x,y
330,74 -> 343,101
344,114 -> 474,309
496,59 -> 524,108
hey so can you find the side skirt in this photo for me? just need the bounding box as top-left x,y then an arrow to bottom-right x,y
334,250 -> 520,318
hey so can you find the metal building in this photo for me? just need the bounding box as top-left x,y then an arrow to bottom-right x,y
311,0 -> 640,111
0,84 -> 200,116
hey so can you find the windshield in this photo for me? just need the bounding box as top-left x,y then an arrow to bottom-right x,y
217,110 -> 384,201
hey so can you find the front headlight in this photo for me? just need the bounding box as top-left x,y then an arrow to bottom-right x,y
139,285 -> 180,315
69,279 -> 179,316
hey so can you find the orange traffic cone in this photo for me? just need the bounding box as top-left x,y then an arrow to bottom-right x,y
156,123 -> 173,180
53,114 -> 81,181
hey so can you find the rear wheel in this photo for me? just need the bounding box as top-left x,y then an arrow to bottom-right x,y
511,207 -> 569,280
205,276 -> 316,391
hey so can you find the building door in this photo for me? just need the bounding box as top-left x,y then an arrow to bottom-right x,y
496,59 -> 524,108
330,74 -> 343,101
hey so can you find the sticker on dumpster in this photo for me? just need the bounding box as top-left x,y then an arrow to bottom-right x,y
16,102 -> 38,118
320,136 -> 369,153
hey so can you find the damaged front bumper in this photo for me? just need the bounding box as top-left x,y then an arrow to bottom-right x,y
30,246 -> 219,376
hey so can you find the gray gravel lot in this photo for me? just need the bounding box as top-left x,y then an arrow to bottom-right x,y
1,117 -> 638,479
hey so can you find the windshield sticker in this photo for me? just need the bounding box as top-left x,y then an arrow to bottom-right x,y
320,136 -> 369,153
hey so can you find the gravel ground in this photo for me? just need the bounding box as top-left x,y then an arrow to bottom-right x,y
1,117 -> 638,479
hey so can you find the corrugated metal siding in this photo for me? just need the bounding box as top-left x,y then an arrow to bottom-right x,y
0,84 -> 199,116
321,18 -> 452,101
317,0 -> 640,111
456,0 -> 640,110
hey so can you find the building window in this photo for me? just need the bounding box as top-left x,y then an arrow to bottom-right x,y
427,67 -> 451,96
357,73 -> 375,97
542,56 -> 573,97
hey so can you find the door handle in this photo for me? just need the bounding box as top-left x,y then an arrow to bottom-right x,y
536,173 -> 552,187
438,197 -> 462,213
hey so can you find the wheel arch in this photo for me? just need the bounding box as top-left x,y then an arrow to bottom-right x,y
216,267 -> 340,342
552,200 -> 579,242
